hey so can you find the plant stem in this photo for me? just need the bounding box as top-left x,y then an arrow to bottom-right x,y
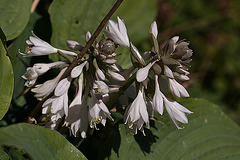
27,0 -> 124,122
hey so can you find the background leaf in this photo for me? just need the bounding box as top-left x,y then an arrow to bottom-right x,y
48,0 -> 157,63
98,98 -> 240,160
0,28 -> 14,120
0,0 -> 32,40
0,123 -> 87,160
0,147 -> 9,160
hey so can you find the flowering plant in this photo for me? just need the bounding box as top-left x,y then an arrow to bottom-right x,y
20,14 -> 193,138
1,0 -> 238,159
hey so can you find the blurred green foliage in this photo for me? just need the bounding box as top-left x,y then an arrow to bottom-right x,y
155,0 -> 240,124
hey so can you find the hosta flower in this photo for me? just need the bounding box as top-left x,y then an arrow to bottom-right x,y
22,61 -> 68,87
21,32 -> 77,57
54,77 -> 72,97
42,91 -> 69,118
149,21 -> 160,56
136,60 -> 157,82
42,88 -> 69,130
64,75 -> 88,138
124,85 -> 149,135
31,67 -> 67,100
152,75 -> 164,115
88,94 -> 113,129
103,16 -> 130,49
71,61 -> 88,78
162,94 -> 192,129
168,78 -> 189,98
44,110 -> 64,130
42,74 -> 71,129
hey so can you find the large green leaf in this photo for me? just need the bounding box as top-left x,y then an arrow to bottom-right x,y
49,0 -> 157,61
0,0 -> 32,40
99,98 -> 240,160
0,28 -> 14,120
0,123 -> 87,160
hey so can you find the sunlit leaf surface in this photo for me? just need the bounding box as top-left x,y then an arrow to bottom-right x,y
0,0 -> 32,40
0,28 -> 14,120
0,123 -> 87,160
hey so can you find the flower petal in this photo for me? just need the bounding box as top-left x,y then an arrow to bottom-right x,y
66,40 -> 84,50
54,77 -> 72,96
152,75 -> 164,115
117,17 -> 129,46
71,61 -> 88,78
164,65 -> 174,78
136,60 -> 156,82
149,21 -> 158,39
108,69 -> 126,81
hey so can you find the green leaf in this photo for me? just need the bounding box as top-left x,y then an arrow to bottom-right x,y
0,0 -> 32,40
0,147 -> 9,160
0,28 -> 14,120
99,98 -> 240,160
48,0 -> 157,62
8,146 -> 32,160
0,123 -> 87,160
115,0 -> 157,44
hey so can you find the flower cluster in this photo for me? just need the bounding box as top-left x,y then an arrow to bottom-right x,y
21,16 -> 193,138
103,18 -> 193,134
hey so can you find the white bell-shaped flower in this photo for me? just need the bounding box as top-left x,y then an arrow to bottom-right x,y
124,85 -> 149,135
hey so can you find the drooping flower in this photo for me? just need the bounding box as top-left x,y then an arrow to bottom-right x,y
42,73 -> 71,130
124,85 -> 149,135
20,32 -> 77,57
88,94 -> 114,129
42,90 -> 69,129
64,74 -> 89,138
168,78 -> 189,98
22,61 -> 68,87
152,75 -> 164,115
54,77 -> 72,97
162,94 -> 192,129
31,67 -> 67,100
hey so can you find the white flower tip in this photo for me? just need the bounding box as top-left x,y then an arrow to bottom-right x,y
172,36 -> 179,43
31,31 -> 36,37
81,132 -> 87,138
117,16 -> 122,22
86,31 -> 91,42
136,61 -> 156,82
108,70 -> 126,82
54,77 -> 71,96
150,21 -> 158,38
58,50 -> 77,56
164,65 -> 174,78
66,40 -> 83,50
